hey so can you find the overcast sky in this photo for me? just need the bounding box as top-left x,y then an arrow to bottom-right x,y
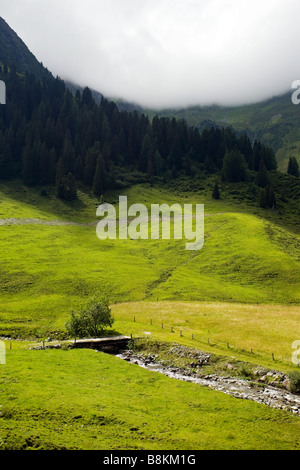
1,0 -> 299,109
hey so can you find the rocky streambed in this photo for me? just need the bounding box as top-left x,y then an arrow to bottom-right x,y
117,348 -> 300,416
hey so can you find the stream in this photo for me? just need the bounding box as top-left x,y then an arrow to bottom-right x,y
116,350 -> 300,415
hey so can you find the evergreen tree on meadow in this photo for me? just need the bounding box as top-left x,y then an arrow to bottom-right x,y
212,180 -> 221,200
56,161 -> 77,201
64,172 -> 77,201
259,184 -> 276,209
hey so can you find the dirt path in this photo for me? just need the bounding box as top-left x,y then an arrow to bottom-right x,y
0,212 -> 231,227
0,218 -> 97,226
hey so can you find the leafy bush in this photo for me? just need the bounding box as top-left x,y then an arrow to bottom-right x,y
288,371 -> 300,393
65,295 -> 114,339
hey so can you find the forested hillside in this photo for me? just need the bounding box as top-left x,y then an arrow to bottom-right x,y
0,65 -> 281,204
145,92 -> 300,173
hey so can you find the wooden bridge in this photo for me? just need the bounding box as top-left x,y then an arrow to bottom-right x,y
71,335 -> 131,353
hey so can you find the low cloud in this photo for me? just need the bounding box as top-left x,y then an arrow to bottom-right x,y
1,0 -> 299,108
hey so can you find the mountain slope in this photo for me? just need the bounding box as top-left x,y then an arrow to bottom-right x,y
145,92 -> 300,172
0,16 -> 52,79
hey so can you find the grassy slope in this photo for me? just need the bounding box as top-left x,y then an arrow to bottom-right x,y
0,349 -> 299,450
0,180 -> 299,341
0,180 -> 300,450
146,92 -> 300,172
112,302 -> 300,371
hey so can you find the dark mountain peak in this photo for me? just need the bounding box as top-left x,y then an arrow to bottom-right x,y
0,16 -> 52,79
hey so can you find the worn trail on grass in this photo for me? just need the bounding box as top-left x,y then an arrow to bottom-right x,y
0,212 -> 231,227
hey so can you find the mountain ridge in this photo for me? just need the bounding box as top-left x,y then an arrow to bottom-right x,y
0,16 -> 52,80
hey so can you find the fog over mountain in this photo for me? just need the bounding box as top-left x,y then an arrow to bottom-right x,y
1,0 -> 300,109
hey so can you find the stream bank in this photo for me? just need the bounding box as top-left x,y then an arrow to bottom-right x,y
116,341 -> 300,415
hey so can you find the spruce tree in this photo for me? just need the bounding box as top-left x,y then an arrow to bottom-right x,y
259,188 -> 267,208
265,184 -> 276,209
55,156 -> 65,199
222,149 -> 247,182
64,172 -> 77,201
256,158 -> 269,187
287,157 -> 299,177
93,154 -> 106,196
0,144 -> 14,179
212,181 -> 221,200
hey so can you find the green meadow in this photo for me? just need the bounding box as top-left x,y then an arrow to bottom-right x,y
0,349 -> 300,451
112,301 -> 300,371
0,180 -> 300,449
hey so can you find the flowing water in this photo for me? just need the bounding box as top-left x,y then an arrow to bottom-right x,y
116,351 -> 300,415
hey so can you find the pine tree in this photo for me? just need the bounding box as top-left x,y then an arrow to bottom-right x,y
74,154 -> 84,181
93,154 -> 106,196
256,158 -> 269,187
38,143 -> 56,186
83,147 -> 98,186
259,188 -> 268,208
262,146 -> 277,171
0,144 -> 14,179
250,141 -> 262,171
212,181 -> 221,200
139,134 -> 155,173
55,156 -> 65,199
22,141 -> 39,186
64,172 -> 77,201
265,184 -> 276,209
287,157 -> 299,177
259,185 -> 276,209
61,135 -> 74,175
222,149 -> 247,182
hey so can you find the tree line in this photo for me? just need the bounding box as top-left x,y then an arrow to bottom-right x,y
0,65 -> 280,202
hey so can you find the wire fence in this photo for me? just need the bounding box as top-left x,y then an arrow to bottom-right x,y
131,316 -> 299,368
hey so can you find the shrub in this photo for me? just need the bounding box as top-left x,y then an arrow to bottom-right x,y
65,295 -> 114,339
288,371 -> 300,393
